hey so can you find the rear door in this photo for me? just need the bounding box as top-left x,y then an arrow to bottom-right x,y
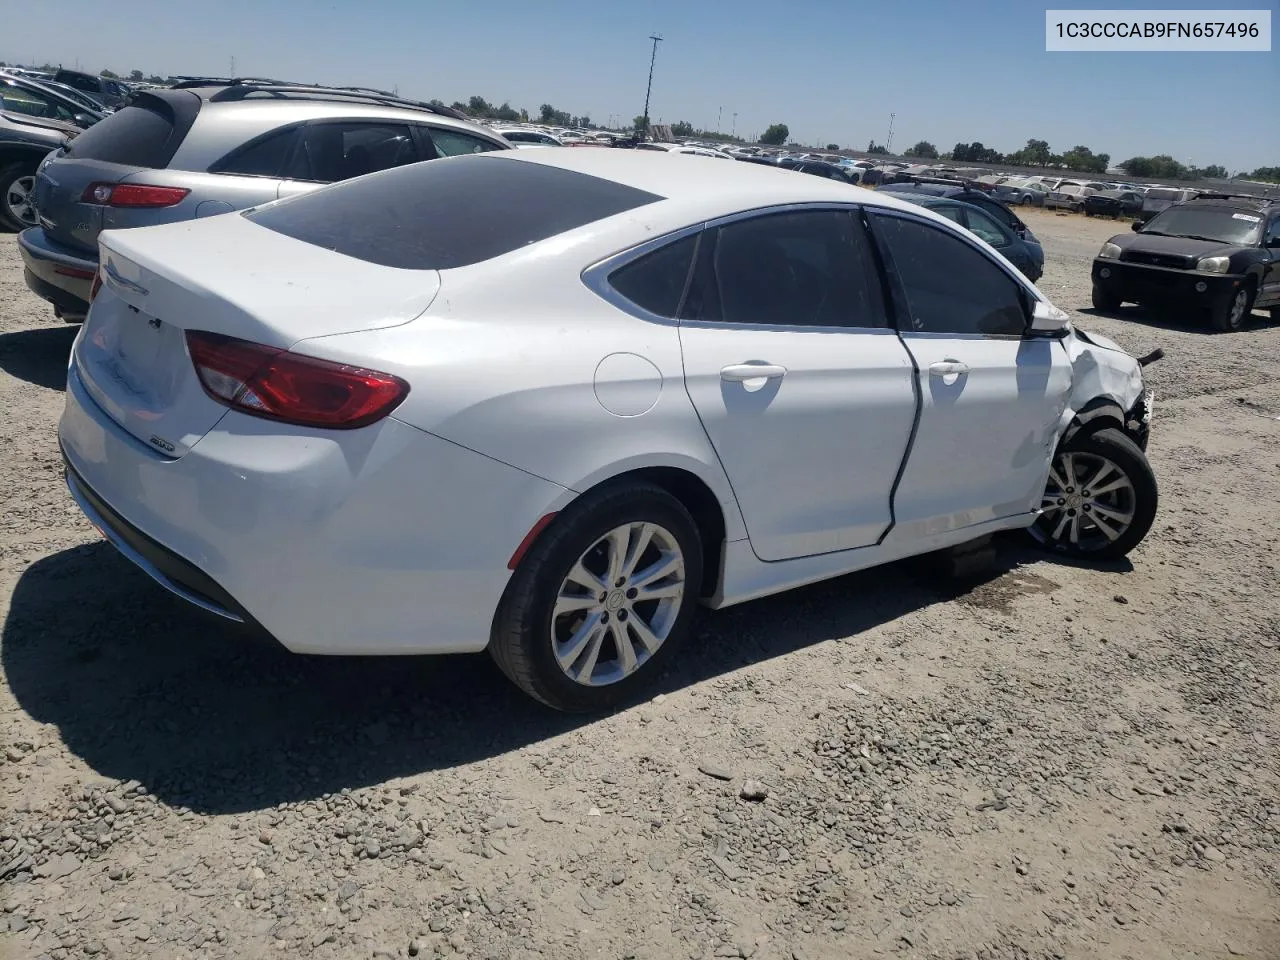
276,119 -> 427,199
34,91 -> 200,253
1261,213 -> 1280,307
868,210 -> 1073,543
678,207 -> 918,560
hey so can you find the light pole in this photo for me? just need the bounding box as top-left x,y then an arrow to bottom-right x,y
717,105 -> 722,133
732,112 -> 738,138
887,112 -> 895,153
640,34 -> 663,139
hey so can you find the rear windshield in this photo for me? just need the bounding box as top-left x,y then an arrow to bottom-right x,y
64,93 -> 197,167
244,155 -> 664,270
1146,189 -> 1180,201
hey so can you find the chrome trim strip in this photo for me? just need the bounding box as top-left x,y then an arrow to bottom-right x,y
65,472 -> 244,623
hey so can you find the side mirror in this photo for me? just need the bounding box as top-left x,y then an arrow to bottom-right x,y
74,112 -> 96,128
1029,300 -> 1070,335
1266,236 -> 1280,249
1131,221 -> 1143,232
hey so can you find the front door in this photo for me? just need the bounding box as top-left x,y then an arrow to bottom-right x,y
868,211 -> 1074,543
679,208 -> 918,561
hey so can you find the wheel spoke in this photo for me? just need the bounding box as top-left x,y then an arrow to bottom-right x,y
1089,476 -> 1133,498
565,559 -> 606,595
1089,510 -> 1123,541
1069,513 -> 1082,544
1048,461 -> 1070,493
1051,510 -> 1072,541
631,551 -> 682,589
628,614 -> 666,654
603,526 -> 630,586
634,581 -> 683,603
1083,461 -> 1115,493
612,622 -> 638,675
620,523 -> 655,579
553,592 -> 599,619
556,611 -> 605,672
1090,502 -> 1134,525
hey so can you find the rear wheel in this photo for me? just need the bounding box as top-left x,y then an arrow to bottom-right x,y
0,162 -> 39,232
490,482 -> 702,712
1091,284 -> 1122,312
1209,285 -> 1253,332
1031,428 -> 1157,560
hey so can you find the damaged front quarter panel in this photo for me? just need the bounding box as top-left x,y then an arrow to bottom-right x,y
1059,326 -> 1147,438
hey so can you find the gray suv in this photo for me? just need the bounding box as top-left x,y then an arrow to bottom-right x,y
20,80 -> 512,321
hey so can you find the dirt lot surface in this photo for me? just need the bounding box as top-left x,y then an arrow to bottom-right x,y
1,210 -> 1278,960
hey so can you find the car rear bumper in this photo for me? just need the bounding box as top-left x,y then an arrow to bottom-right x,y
1091,259 -> 1243,310
59,362 -> 571,656
18,227 -> 96,318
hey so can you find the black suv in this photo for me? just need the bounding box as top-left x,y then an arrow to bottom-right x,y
1091,195 -> 1280,331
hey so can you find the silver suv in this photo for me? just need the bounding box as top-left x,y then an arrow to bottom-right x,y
19,80 -> 511,321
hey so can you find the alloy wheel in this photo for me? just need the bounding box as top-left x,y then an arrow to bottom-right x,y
1035,451 -> 1136,552
551,521 -> 685,687
4,175 -> 37,227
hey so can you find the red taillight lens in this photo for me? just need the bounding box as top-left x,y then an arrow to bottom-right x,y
185,331 -> 409,430
89,269 -> 103,302
81,183 -> 190,208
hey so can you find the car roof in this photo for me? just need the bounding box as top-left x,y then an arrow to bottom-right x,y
495,148 -> 924,226
1180,196 -> 1274,213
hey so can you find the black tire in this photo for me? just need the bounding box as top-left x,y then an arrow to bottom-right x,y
1209,284 -> 1253,332
0,161 -> 39,232
1091,284 -> 1122,312
490,481 -> 703,712
1031,427 -> 1157,561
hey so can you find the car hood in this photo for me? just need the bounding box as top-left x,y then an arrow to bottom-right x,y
1112,233 -> 1239,258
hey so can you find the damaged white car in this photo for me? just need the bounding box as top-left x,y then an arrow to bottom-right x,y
59,151 -> 1158,710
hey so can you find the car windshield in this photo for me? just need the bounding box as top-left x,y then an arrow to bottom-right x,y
1141,206 -> 1263,245
1145,189 -> 1180,201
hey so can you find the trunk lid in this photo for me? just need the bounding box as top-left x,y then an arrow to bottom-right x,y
74,213 -> 440,458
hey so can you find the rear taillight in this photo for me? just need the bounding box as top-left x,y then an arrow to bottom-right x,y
185,331 -> 409,430
89,268 -> 103,302
81,183 -> 190,208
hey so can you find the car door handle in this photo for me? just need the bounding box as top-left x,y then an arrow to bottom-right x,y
928,360 -> 969,377
721,363 -> 787,382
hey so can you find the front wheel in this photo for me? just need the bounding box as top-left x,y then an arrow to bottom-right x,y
1091,284 -> 1122,312
1031,428 -> 1157,560
490,482 -> 703,711
1209,285 -> 1253,332
0,162 -> 39,232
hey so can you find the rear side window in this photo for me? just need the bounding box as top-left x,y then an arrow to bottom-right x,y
285,122 -> 420,182
427,127 -> 504,158
55,72 -> 100,93
685,210 -> 883,328
608,235 -> 697,318
63,92 -> 198,168
211,127 -> 299,177
245,155 -> 663,270
871,214 -> 1027,337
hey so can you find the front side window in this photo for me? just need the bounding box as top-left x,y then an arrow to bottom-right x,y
428,127 -> 503,158
285,122 -> 419,183
686,210 -> 883,328
0,84 -> 77,123
872,213 -> 1027,337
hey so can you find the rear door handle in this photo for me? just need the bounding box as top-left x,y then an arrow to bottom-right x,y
928,360 -> 969,377
721,363 -> 787,382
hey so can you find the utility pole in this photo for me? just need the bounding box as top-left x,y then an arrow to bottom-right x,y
887,112 -> 896,153
717,105 -> 722,133
732,112 -> 738,137
640,34 -> 663,140
230,56 -> 236,77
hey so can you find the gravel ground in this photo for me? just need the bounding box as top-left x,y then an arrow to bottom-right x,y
1,210 -> 1278,960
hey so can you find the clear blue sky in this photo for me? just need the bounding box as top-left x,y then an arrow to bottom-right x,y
7,0 -> 1278,172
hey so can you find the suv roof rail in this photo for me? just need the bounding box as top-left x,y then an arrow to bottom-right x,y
1192,191 -> 1277,204
897,174 -> 995,193
186,79 -> 468,120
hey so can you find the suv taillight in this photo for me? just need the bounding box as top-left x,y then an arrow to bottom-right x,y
185,331 -> 409,430
81,183 -> 190,208
89,267 -> 103,302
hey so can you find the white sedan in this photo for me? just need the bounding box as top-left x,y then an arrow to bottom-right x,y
59,150 -> 1158,711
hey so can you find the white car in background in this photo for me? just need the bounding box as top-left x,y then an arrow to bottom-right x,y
59,150 -> 1158,711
